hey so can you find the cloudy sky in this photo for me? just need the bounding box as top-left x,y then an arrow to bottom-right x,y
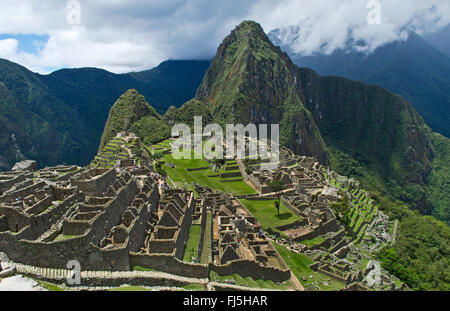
0,0 -> 449,73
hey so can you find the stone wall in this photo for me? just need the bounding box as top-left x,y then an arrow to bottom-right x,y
174,196 -> 195,259
329,238 -> 348,253
317,209 -> 339,234
275,220 -> 308,232
129,253 -> 209,278
0,215 -> 8,232
281,197 -> 303,218
71,169 -> 116,196
236,159 -> 249,182
0,206 -> 30,232
220,172 -> 242,178
127,186 -> 159,253
25,194 -> 55,215
0,181 -> 46,204
196,205 -> 207,259
186,167 -> 209,172
211,260 -> 290,283
318,264 -> 352,284
247,175 -> 271,194
0,173 -> 25,193
63,219 -> 90,236
245,196 -> 278,201
292,229 -> 319,242
0,179 -> 138,271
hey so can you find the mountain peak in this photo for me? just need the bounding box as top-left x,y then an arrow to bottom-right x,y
98,89 -> 160,151
233,20 -> 266,37
195,20 -> 330,163
219,20 -> 274,54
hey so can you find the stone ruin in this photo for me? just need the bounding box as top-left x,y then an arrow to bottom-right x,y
0,160 -> 183,271
193,183 -> 290,281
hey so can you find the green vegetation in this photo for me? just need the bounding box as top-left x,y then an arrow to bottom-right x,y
183,225 -> 202,262
0,59 -> 98,170
98,89 -> 166,151
287,32 -> 450,139
91,136 -> 151,169
209,271 -> 292,290
200,212 -> 212,264
330,196 -> 352,230
327,180 -> 379,242
157,147 -> 256,196
376,197 -> 450,290
131,115 -> 171,146
239,199 -> 300,233
268,180 -> 284,216
272,242 -> 345,291
132,266 -> 155,272
427,133 -> 450,224
53,234 -> 80,241
34,279 -> 65,291
0,59 -> 209,170
301,236 -> 326,248
2,20 -> 447,292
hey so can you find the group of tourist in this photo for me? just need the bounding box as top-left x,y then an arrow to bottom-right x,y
146,171 -> 172,192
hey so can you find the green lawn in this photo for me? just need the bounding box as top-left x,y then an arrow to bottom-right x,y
302,236 -> 325,247
132,266 -> 155,271
34,279 -> 64,291
209,271 -> 292,290
53,234 -> 80,241
161,152 -> 256,196
200,212 -> 212,264
272,242 -> 345,291
183,225 -> 202,262
239,199 -> 301,232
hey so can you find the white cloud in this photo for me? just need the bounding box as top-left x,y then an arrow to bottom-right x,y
252,0 -> 450,55
0,0 -> 449,73
0,39 -> 19,59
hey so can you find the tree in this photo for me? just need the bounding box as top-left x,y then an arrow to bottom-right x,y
269,180 -> 284,217
330,196 -> 351,230
152,152 -> 163,161
245,166 -> 252,176
274,200 -> 280,217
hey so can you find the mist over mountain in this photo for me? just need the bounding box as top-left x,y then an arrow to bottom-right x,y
269,27 -> 450,138
424,24 -> 450,57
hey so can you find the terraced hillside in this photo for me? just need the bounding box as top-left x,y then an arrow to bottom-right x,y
324,170 -> 394,249
91,134 -> 151,169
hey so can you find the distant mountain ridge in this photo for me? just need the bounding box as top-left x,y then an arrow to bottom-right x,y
40,59 -> 210,141
269,28 -> 450,138
424,24 -> 450,57
0,59 -> 209,170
